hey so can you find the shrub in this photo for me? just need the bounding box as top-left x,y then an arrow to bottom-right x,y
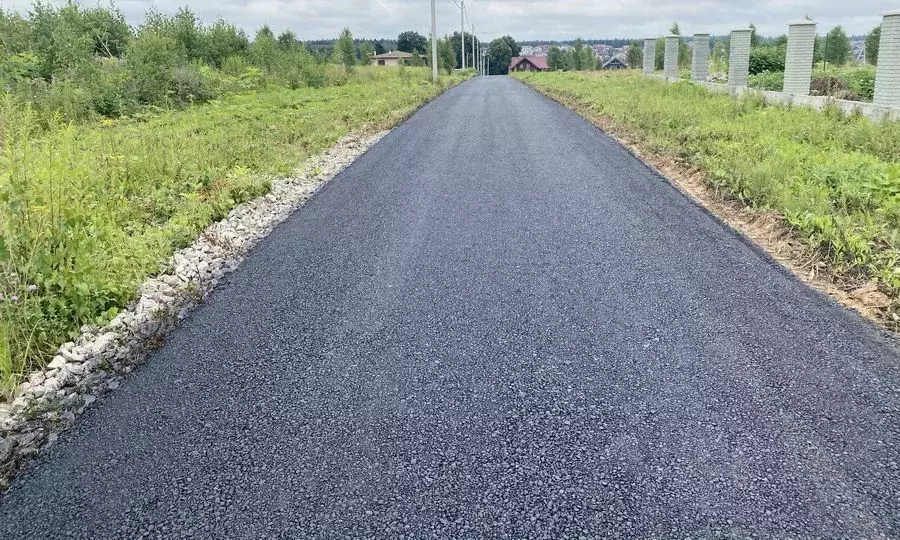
840,66 -> 876,102
78,57 -> 137,117
125,31 -> 179,104
172,63 -> 213,104
749,45 -> 786,75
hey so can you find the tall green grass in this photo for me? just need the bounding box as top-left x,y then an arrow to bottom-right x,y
0,66 -> 464,397
514,71 -> 900,327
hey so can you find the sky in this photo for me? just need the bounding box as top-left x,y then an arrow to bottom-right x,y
0,0 -> 891,41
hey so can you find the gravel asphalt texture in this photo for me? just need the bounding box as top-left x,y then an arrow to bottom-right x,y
1,76 -> 899,539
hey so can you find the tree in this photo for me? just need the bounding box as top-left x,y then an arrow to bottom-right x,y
277,30 -> 299,51
426,35 -> 455,74
669,22 -> 680,35
487,35 -> 519,75
199,20 -> 249,68
81,5 -> 132,58
250,25 -> 278,71
749,23 -> 760,48
626,41 -> 642,69
547,46 -> 568,71
336,27 -> 356,72
397,30 -> 427,54
866,25 -> 881,65
438,37 -> 456,74
449,31 -> 477,70
823,25 -> 851,66
0,9 -> 33,55
358,41 -> 374,65
568,38 -> 595,71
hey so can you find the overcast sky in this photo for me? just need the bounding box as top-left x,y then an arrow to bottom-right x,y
0,0 -> 891,41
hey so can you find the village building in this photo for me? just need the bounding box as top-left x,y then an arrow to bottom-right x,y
508,56 -> 550,72
601,54 -> 629,70
371,50 -> 415,66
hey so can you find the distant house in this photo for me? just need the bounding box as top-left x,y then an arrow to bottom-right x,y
372,50 -> 414,66
509,56 -> 550,72
601,55 -> 628,70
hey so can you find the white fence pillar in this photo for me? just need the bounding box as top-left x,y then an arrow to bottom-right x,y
728,29 -> 752,87
783,21 -> 817,95
691,34 -> 710,81
874,10 -> 900,107
643,38 -> 656,74
664,35 -> 680,79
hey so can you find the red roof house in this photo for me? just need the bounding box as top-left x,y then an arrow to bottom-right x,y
509,56 -> 550,72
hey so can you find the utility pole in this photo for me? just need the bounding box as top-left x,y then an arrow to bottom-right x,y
460,0 -> 466,70
430,0 -> 438,82
472,25 -> 476,74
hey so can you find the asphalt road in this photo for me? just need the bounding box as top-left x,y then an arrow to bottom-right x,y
2,76 -> 899,539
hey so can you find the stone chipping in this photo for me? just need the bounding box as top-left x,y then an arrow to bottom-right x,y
0,129 -> 387,487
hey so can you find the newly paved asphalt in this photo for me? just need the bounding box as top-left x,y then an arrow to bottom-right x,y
2,77 -> 899,538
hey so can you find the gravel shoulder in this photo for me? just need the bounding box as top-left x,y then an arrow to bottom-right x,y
1,77 -> 899,538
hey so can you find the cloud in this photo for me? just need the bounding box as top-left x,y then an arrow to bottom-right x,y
0,0 -> 888,40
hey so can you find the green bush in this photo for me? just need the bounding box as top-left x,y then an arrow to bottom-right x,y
749,45 -> 786,75
79,58 -> 137,117
172,63 -> 212,104
125,31 -> 179,104
839,65 -> 876,102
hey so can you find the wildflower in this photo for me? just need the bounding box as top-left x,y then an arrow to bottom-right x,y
10,295 -> 18,302
0,293 -> 4,301
27,284 -> 38,293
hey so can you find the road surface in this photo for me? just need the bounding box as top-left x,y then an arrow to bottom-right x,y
2,77 -> 899,538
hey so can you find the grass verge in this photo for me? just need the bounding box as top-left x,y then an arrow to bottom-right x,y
513,70 -> 899,331
0,67 -> 467,397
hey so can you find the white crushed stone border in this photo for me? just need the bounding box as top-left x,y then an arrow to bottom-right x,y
0,129 -> 388,486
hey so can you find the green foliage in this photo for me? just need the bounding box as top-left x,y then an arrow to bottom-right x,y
0,67 -> 468,397
125,30 -> 179,104
806,64 -> 877,102
824,26 -> 852,67
749,45 -> 786,75
0,4 -> 369,121
547,46 -> 568,71
439,38 -> 457,75
569,38 -> 595,71
748,70 -> 784,91
515,70 -> 900,329
449,32 -> 477,70
250,25 -> 279,73
277,30 -> 300,51
397,31 -> 428,55
865,25 -> 880,65
626,41 -> 642,69
336,28 -> 356,73
199,20 -> 250,69
487,36 -> 520,75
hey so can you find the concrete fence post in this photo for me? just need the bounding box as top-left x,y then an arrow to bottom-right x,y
728,29 -> 752,87
664,35 -> 680,79
691,34 -> 710,81
783,21 -> 817,95
643,38 -> 656,75
874,10 -> 900,107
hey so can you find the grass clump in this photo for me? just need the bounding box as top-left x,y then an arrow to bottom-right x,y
514,70 -> 900,327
